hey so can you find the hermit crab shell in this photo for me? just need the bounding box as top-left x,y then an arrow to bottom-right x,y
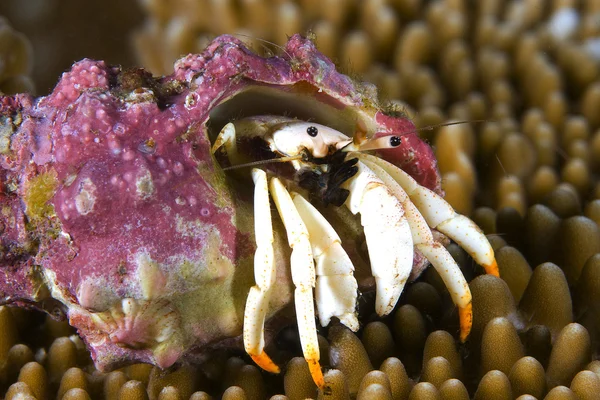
0,34 -> 440,370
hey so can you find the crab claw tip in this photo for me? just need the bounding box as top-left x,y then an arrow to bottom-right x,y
458,302 -> 473,342
251,352 -> 281,374
484,259 -> 500,277
308,358 -> 325,389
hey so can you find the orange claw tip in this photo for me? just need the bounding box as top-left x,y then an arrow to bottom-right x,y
308,358 -> 325,389
484,259 -> 500,277
251,352 -> 281,374
458,302 -> 473,343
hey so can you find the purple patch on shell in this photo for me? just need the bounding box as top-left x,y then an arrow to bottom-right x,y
0,34 -> 441,370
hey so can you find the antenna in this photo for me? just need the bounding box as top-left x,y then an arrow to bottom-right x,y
349,119 -> 489,151
222,154 -> 304,171
408,119 -> 488,134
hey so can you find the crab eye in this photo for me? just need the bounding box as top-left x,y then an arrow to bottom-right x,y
306,126 -> 318,137
389,136 -> 401,147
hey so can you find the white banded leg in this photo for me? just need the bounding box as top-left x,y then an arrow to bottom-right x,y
269,178 -> 324,389
341,160 -> 414,316
291,193 -> 359,332
359,157 -> 473,341
356,153 -> 499,278
243,169 -> 279,372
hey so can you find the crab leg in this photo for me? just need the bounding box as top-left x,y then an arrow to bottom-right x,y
243,169 -> 280,373
269,177 -> 324,389
291,192 -> 359,332
211,122 -> 250,166
356,153 -> 499,278
359,157 -> 473,341
341,161 -> 414,317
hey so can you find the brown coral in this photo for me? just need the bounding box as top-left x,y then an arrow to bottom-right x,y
2,0 -> 600,399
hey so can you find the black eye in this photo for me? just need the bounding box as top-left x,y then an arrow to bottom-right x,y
307,126 -> 318,137
390,136 -> 401,147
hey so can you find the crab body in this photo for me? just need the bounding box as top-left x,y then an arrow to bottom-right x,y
0,35 -> 478,375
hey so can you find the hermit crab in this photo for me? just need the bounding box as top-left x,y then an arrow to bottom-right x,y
0,34 -> 497,389
212,115 -> 498,388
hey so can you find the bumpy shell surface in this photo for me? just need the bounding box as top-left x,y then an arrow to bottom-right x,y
0,34 -> 440,370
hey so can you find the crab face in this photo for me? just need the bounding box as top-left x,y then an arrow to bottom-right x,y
0,34 -> 496,381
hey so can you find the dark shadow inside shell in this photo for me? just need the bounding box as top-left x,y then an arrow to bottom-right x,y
206,83 -> 365,141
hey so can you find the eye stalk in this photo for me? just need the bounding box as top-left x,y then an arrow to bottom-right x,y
346,135 -> 403,152
306,126 -> 318,137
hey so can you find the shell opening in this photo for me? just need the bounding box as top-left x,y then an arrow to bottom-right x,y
207,83 -> 374,142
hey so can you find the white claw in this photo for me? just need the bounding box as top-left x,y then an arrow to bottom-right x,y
355,153 -> 496,273
357,154 -> 475,339
341,160 -> 413,316
358,156 -> 472,308
292,192 -> 359,331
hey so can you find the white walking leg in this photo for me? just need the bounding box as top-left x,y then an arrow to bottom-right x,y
269,177 -> 324,389
291,192 -> 359,332
243,169 -> 279,372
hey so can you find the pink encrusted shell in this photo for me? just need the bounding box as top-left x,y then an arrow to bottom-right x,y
0,34 -> 441,370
